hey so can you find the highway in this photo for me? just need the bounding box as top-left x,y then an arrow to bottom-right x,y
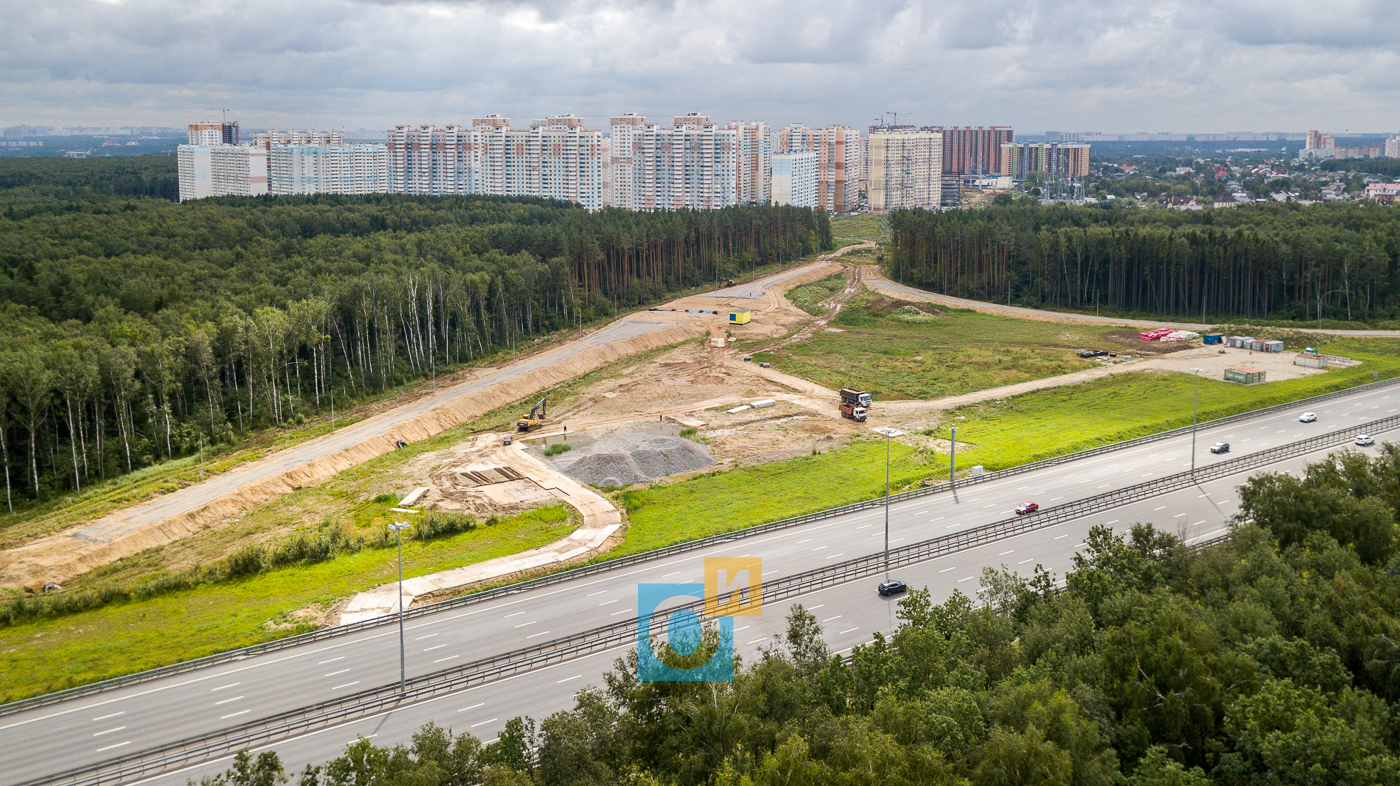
3,381 -> 1398,784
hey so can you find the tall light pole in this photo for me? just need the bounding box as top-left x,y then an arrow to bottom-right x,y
1189,368 -> 1202,476
872,427 -> 904,577
949,426 -> 958,488
388,521 -> 411,693
1316,288 -> 1347,331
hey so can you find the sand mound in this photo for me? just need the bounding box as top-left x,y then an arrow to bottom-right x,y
559,434 -> 716,486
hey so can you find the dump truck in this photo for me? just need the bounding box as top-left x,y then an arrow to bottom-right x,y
516,397 -> 547,432
839,402 -> 867,422
840,389 -> 873,408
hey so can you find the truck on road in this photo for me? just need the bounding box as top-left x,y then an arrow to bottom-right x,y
840,388 -> 873,408
839,402 -> 867,422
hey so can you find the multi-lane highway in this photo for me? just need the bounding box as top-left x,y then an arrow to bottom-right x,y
4,381 -> 1398,785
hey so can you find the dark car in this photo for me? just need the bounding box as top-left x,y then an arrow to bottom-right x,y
877,579 -> 907,597
1079,350 -> 1108,358
1015,501 -> 1039,515
1210,442 -> 1230,454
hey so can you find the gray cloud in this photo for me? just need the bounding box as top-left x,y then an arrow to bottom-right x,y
1,0 -> 1397,132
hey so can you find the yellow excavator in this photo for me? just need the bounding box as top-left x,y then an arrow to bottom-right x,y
516,397 -> 548,432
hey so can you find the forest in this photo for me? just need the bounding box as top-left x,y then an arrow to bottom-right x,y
0,175 -> 830,508
885,202 -> 1400,324
197,446 -> 1400,786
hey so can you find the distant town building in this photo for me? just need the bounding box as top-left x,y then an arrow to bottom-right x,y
1387,137 -> 1400,159
867,129 -> 943,212
778,125 -> 862,212
926,126 -> 1013,176
269,144 -> 389,196
724,121 -> 772,204
1365,183 -> 1400,203
772,152 -> 818,208
608,115 -> 738,211
187,122 -> 239,146
386,125 -> 483,196
178,143 -> 267,201
252,130 -> 344,150
999,142 -> 1091,179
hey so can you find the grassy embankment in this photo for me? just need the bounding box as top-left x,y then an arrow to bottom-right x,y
829,213 -> 887,247
748,290 -> 1127,400
612,337 -> 1400,563
0,505 -> 570,701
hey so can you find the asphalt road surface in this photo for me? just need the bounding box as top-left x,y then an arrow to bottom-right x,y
695,261 -> 832,300
5,383 -> 1398,784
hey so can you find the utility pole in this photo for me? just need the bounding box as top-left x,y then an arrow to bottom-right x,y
1189,368 -> 1202,476
949,426 -> 957,487
872,427 -> 904,577
199,435 -> 204,481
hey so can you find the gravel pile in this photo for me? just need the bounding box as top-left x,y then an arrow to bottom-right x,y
559,434 -> 715,486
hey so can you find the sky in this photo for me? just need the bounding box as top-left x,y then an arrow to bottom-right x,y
3,0 -> 1399,133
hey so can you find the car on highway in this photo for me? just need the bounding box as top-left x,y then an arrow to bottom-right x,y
877,579 -> 907,597
1357,434 -> 1375,446
1210,442 -> 1230,454
1299,412 -> 1317,422
1015,501 -> 1039,515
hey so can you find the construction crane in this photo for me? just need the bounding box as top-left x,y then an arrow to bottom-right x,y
516,397 -> 548,432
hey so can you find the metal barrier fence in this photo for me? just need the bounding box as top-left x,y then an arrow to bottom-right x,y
20,412 -> 1395,786
3,373 -> 1397,721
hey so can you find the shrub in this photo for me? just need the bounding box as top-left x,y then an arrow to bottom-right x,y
372,493 -> 396,503
543,443 -> 573,457
415,512 -> 478,540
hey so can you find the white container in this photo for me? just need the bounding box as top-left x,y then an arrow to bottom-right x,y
750,399 -> 777,409
726,405 -> 752,414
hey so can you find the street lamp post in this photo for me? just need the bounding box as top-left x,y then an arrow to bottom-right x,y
1189,368 -> 1202,476
1316,288 -> 1347,331
388,521 -> 411,693
949,426 -> 957,488
872,427 -> 904,577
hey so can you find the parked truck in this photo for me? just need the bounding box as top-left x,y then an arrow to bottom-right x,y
840,389 -> 873,408
839,402 -> 867,422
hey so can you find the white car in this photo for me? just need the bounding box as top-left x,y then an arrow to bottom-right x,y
1356,434 -> 1375,446
1299,412 -> 1317,423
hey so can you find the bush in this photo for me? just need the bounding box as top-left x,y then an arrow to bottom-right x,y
372,493 -> 396,503
226,545 -> 267,578
679,428 -> 698,439
415,512 -> 478,540
543,443 -> 573,457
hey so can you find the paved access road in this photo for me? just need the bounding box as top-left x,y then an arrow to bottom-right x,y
4,383 -> 1397,783
696,261 -> 833,300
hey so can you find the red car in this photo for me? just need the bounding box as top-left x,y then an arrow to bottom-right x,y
1015,502 -> 1039,515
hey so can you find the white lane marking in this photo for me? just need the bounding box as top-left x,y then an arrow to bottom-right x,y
1142,473 -> 1154,477
319,657 -> 344,664
586,590 -> 607,597
1077,543 -> 1087,548
1153,506 -> 1166,511
597,599 -> 619,606
838,627 -> 860,635
458,703 -> 485,713
940,567 -> 956,572
735,625 -> 751,632
1174,513 -> 1186,518
747,637 -> 768,645
982,504 -> 994,508
471,718 -> 499,728
214,696 -> 244,706
526,631 -> 551,639
999,550 -> 1014,556
93,726 -> 126,737
424,644 -> 447,652
324,669 -> 351,677
856,524 -> 872,529
1105,520 -> 1119,525
347,734 -> 378,745
332,682 -> 360,690
958,576 -> 975,582
946,523 -> 960,528
504,611 -> 525,618
435,655 -> 460,663
221,710 -> 251,719
1055,534 -> 1069,540
211,683 -> 240,692
1049,496 -> 1064,501
929,517 -> 943,522
796,538 -> 813,544
808,604 -> 824,610
662,572 -> 681,578
557,675 -> 582,684
891,538 -> 904,543
826,553 -> 845,559
611,608 -> 634,615
413,634 -> 438,641
967,497 -> 981,502
96,741 -> 131,752
1098,484 -> 1112,488
514,621 -> 537,628
1019,559 -> 1035,565
1190,520 -> 1206,526
811,546 -> 827,551
92,711 -> 125,722
823,615 -> 843,622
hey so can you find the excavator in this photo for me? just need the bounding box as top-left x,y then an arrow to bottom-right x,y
516,397 -> 548,432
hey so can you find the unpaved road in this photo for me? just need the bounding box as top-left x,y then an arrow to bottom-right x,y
865,272 -> 1400,337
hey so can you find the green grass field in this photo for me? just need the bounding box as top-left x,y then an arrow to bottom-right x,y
830,214 -> 887,245
0,505 -> 570,701
756,291 -> 1125,400
785,273 -> 847,316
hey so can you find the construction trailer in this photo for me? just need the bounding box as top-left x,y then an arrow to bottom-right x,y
1227,336 -> 1255,348
728,310 -> 752,325
1295,353 -> 1329,369
1203,333 -> 1224,345
1258,339 -> 1284,352
1224,367 -> 1266,385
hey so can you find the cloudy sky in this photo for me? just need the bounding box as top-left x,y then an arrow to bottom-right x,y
4,0 -> 1398,133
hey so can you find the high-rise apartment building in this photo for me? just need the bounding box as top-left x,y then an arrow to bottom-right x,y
252,130 -> 344,150
926,126 -> 1013,176
386,125 -> 484,195
177,144 -> 267,201
608,115 -> 738,211
778,125 -> 861,212
187,122 -> 239,146
999,142 -> 1091,179
867,130 -> 943,212
772,152 -> 818,209
725,121 -> 772,204
269,144 -> 389,196
1387,137 -> 1400,159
